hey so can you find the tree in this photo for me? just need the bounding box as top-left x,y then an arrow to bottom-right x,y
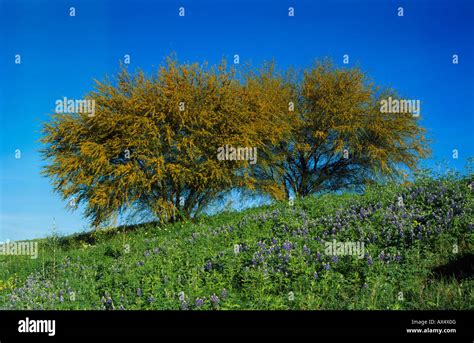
41,57 -> 430,227
251,60 -> 430,199
40,57 -> 293,227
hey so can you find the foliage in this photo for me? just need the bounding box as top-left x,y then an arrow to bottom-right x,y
253,60 -> 430,198
41,57 -> 430,226
41,57 -> 293,226
1,176 -> 472,310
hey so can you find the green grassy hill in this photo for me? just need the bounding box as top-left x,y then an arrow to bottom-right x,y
1,176 -> 473,310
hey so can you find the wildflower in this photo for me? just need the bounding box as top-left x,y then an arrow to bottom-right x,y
148,297 -> 155,303
221,289 -> 228,299
331,255 -> 338,263
283,241 -> 293,251
367,257 -> 373,266
181,301 -> 189,310
210,294 -> 220,306
137,288 -> 142,297
195,298 -> 204,307
204,261 -> 213,271
378,251 -> 385,261
324,263 -> 331,270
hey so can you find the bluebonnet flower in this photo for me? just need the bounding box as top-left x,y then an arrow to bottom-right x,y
181,301 -> 189,310
324,263 -> 331,270
271,237 -> 278,245
303,245 -> 311,255
331,255 -> 339,263
210,294 -> 220,306
378,251 -> 385,261
221,289 -> 228,299
316,251 -> 321,260
367,257 -> 373,266
195,298 -> 204,307
148,297 -> 155,303
137,288 -> 142,297
204,261 -> 213,271
283,242 -> 293,251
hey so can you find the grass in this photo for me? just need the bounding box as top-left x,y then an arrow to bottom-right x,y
0,175 -> 473,310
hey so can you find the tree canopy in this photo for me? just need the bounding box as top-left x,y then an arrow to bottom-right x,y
41,57 -> 430,227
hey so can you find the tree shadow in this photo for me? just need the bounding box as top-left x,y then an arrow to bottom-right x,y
56,220 -> 160,249
432,253 -> 474,281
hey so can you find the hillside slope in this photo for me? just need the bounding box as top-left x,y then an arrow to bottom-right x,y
1,176 -> 473,310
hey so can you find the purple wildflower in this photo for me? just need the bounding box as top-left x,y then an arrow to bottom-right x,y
221,289 -> 228,299
210,294 -> 220,306
181,301 -> 189,310
283,241 -> 293,251
204,261 -> 213,271
367,257 -> 373,266
378,251 -> 385,261
195,298 -> 204,307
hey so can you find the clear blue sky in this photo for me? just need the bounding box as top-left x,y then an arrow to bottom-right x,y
1,0 -> 473,240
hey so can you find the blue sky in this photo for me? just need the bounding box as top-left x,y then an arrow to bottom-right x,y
0,0 -> 473,240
